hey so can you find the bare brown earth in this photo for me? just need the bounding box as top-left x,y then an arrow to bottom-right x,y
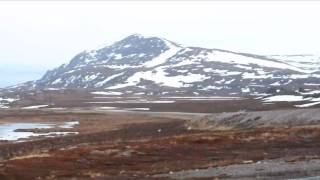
2,121 -> 320,179
1,91 -> 320,179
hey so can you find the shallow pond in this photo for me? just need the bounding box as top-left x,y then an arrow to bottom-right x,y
0,121 -> 79,141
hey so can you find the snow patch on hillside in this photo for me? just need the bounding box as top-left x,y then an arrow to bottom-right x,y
95,72 -> 124,87
206,51 -> 309,73
143,40 -> 181,68
270,54 -> 320,72
128,68 -> 208,88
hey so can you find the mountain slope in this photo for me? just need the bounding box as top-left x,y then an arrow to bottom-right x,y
11,34 -> 320,96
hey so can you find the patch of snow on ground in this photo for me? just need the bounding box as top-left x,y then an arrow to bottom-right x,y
202,68 -> 241,76
300,90 -> 320,95
0,97 -> 18,103
255,69 -> 268,75
46,108 -> 66,110
138,53 -> 146,57
106,83 -> 133,90
134,92 -> 145,95
270,81 -> 281,86
263,95 -> 308,102
206,51 -> 309,73
97,107 -> 150,111
0,97 -> 19,108
104,64 -> 140,70
225,79 -> 235,84
58,121 -> 79,128
305,83 -> 320,86
215,79 -> 225,84
111,67 -> 208,88
0,105 -> 8,109
203,68 -> 227,73
143,40 -> 181,68
295,101 -> 320,108
99,107 -> 118,110
22,105 -> 49,109
242,72 -> 273,79
45,88 -> 60,91
64,70 -> 76,74
52,78 -> 62,85
161,96 -> 242,100
84,74 -> 98,82
241,87 -> 250,93
225,71 -> 242,76
310,97 -> 320,102
123,44 -> 131,48
234,65 -> 252,70
91,91 -> 123,96
290,74 -> 310,79
202,86 -> 223,90
125,108 -> 150,111
95,72 -> 125,87
86,100 -> 175,104
114,54 -> 123,60
283,79 -> 293,85
172,58 -> 200,67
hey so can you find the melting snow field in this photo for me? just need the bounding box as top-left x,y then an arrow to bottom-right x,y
0,97 -> 19,109
22,105 -> 49,109
295,102 -> 320,108
263,95 -> 307,102
206,51 -> 310,73
91,91 -> 123,96
161,96 -> 244,100
263,95 -> 320,108
143,39 -> 181,68
0,121 -> 79,141
86,100 -> 175,104
97,107 -> 150,112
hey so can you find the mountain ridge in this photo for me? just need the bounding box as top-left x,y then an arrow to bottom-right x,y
8,34 -> 320,96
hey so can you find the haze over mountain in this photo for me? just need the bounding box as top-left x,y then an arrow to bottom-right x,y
0,65 -> 45,88
9,34 -> 320,96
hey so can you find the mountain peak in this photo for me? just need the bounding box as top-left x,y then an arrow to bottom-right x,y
127,33 -> 149,39
11,34 -> 320,97
116,34 -> 181,49
120,33 -> 161,41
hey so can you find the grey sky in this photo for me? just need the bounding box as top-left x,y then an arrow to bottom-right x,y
1,1 -> 320,87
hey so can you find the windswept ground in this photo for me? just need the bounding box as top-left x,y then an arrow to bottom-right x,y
1,107 -> 320,179
3,88 -> 320,113
2,89 -> 320,179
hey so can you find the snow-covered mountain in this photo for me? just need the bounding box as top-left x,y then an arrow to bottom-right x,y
11,34 -> 320,96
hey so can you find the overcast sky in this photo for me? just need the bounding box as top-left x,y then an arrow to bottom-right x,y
1,1 -> 320,87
